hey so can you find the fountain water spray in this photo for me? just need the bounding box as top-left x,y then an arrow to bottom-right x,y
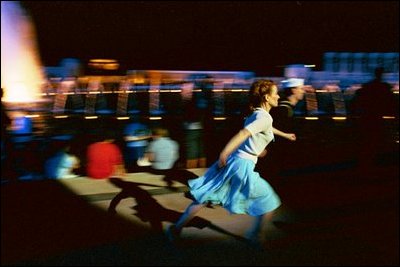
1,1 -> 45,103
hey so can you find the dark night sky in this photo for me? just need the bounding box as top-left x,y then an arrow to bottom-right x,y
22,1 -> 399,76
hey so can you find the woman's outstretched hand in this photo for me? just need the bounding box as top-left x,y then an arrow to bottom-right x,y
285,133 -> 296,141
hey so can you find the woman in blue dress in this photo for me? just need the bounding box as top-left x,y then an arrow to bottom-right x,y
167,79 -> 296,245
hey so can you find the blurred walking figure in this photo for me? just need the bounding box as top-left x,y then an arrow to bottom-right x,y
144,126 -> 179,188
268,78 -> 305,177
272,78 -> 305,133
145,126 -> 179,171
1,88 -> 11,162
166,80 -> 296,247
182,98 -> 207,169
350,67 -> 398,170
123,118 -> 152,171
1,88 -> 12,182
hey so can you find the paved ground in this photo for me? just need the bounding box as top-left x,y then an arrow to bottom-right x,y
2,156 -> 399,266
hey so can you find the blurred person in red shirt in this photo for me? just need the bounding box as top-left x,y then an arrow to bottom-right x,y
86,129 -> 126,179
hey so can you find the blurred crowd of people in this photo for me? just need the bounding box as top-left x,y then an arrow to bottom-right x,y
1,67 -> 398,184
0,96 -> 213,182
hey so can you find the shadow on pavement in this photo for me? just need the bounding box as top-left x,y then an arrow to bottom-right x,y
1,156 -> 399,265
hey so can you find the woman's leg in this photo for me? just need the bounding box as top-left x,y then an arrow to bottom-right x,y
167,201 -> 205,241
245,210 -> 275,243
175,201 -> 205,231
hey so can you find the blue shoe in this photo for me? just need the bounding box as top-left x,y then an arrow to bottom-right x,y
165,224 -> 179,243
244,232 -> 265,251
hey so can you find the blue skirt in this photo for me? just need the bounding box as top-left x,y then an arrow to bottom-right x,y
188,156 -> 281,216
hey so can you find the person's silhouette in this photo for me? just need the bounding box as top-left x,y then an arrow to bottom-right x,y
1,88 -> 12,182
350,67 -> 398,169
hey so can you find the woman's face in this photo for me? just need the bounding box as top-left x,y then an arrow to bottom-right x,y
267,85 -> 280,107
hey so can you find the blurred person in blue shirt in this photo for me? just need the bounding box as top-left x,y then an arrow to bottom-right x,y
123,118 -> 152,172
44,141 -> 80,179
144,126 -> 179,188
145,127 -> 179,171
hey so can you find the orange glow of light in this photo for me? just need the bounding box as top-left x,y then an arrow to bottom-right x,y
89,59 -> 117,63
1,1 -> 45,103
88,59 -> 119,70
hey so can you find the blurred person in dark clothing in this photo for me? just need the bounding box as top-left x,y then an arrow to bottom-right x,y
1,88 -> 12,181
182,98 -> 207,169
351,67 -> 397,119
265,78 -> 305,178
271,78 -> 305,133
1,88 -> 11,157
266,79 -> 305,230
350,67 -> 398,170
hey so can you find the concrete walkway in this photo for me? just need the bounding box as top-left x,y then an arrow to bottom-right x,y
1,164 -> 399,266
